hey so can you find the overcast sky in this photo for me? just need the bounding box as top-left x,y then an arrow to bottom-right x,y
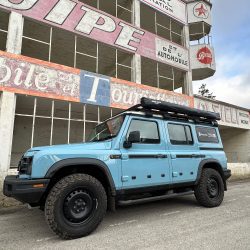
193,0 -> 250,109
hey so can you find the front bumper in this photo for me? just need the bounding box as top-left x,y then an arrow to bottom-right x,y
3,175 -> 50,204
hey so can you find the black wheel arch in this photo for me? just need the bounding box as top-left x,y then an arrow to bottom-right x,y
195,159 -> 228,191
44,158 -> 116,196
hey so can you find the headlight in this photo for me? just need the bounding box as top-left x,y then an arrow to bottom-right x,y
18,156 -> 33,175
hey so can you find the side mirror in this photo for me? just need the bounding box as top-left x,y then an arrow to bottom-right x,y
128,131 -> 140,143
123,131 -> 140,149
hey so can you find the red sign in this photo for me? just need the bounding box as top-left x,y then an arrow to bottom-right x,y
193,3 -> 209,19
197,47 -> 212,65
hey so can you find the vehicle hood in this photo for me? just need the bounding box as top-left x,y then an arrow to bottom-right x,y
25,141 -> 112,156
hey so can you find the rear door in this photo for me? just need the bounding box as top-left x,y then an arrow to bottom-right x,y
165,122 -> 202,183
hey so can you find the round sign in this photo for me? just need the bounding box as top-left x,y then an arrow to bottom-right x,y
197,47 -> 213,64
193,2 -> 209,19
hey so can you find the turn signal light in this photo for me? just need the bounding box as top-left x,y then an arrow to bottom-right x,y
32,184 -> 44,188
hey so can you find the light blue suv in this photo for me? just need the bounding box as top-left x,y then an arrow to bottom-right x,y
3,98 -> 231,239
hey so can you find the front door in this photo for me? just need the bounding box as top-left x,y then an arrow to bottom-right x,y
120,118 -> 171,189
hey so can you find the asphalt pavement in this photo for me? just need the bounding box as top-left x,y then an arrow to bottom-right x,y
0,180 -> 250,250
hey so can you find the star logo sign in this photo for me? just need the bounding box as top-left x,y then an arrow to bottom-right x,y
193,3 -> 209,19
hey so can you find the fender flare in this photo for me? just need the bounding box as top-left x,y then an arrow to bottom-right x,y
45,158 -> 116,196
195,158 -> 228,190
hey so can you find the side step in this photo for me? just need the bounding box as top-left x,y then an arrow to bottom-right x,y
118,191 -> 194,206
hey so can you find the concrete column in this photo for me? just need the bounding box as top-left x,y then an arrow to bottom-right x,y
185,70 -> 193,96
183,25 -> 193,96
132,54 -> 142,84
0,12 -> 23,176
0,92 -> 16,174
132,0 -> 142,84
6,11 -> 24,54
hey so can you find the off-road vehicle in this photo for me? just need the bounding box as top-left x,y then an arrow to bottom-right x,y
4,98 -> 231,239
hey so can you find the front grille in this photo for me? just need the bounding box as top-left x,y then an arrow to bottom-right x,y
18,156 -> 33,175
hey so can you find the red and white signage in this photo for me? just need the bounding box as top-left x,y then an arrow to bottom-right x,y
197,47 -> 213,65
0,0 -> 189,71
0,51 -> 194,108
187,1 -> 211,25
0,51 -> 80,102
140,0 -> 187,24
193,3 -> 209,19
190,44 -> 215,70
111,79 -> 193,109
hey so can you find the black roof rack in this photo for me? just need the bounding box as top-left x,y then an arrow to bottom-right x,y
127,98 -> 220,125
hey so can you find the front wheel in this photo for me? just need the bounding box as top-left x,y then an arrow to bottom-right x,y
194,168 -> 224,207
45,174 -> 107,239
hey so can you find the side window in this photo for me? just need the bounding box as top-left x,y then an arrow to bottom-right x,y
196,126 -> 219,143
127,120 -> 160,144
168,124 -> 193,145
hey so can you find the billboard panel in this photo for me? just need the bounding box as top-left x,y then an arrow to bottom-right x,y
140,0 -> 187,24
0,51 -> 194,108
195,97 -> 250,129
0,0 -> 190,71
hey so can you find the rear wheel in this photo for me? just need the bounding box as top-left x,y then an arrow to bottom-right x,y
194,168 -> 224,207
45,174 -> 107,239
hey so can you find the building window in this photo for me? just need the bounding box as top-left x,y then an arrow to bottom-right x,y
140,3 -> 184,46
21,19 -> 133,81
11,94 -> 122,168
22,19 -> 51,61
79,0 -> 132,23
141,57 -> 185,93
189,22 -> 212,42
0,10 -> 9,51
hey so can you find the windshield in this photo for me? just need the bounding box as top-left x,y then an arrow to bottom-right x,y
87,115 -> 125,142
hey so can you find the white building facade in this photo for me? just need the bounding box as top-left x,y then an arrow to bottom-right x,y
0,0 -> 249,204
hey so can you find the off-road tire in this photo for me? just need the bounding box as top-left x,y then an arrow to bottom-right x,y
45,174 -> 107,239
194,168 -> 224,207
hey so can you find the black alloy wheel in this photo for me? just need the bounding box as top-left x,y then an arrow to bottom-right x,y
194,168 -> 224,207
207,177 -> 219,198
63,188 -> 96,224
45,174 -> 107,239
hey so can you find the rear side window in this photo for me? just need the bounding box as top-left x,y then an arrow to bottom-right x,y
168,124 -> 193,145
196,126 -> 219,143
127,119 -> 160,144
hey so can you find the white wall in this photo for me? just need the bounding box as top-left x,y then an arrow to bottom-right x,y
220,127 -> 250,163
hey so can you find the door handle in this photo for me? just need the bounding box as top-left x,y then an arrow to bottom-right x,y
171,154 -> 176,159
122,154 -> 129,160
192,154 -> 199,158
157,154 -> 168,158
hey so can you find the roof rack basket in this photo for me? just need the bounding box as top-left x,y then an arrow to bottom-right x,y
128,98 -> 220,125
